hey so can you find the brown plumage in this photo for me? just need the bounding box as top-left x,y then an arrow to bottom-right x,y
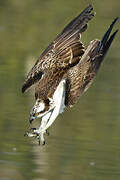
22,5 -> 118,145
22,5 -> 94,93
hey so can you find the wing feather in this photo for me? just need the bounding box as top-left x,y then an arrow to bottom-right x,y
65,18 -> 118,106
22,5 -> 94,93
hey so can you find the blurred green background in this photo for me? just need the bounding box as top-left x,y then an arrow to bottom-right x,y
0,0 -> 120,180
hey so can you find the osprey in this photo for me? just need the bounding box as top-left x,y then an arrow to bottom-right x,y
22,5 -> 118,145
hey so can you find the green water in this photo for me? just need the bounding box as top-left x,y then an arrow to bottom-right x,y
0,1 -> 120,180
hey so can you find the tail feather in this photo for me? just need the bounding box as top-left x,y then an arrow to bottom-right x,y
98,17 -> 119,54
101,17 -> 119,46
103,29 -> 118,54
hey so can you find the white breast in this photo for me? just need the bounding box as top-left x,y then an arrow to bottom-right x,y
53,79 -> 66,114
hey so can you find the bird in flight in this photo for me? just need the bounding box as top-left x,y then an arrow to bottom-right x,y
22,5 -> 118,145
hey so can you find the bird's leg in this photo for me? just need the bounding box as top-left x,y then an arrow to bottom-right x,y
33,111 -> 52,145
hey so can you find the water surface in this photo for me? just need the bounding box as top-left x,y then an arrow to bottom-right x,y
0,1 -> 120,180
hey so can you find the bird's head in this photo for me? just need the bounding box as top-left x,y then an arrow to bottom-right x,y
29,98 -> 53,124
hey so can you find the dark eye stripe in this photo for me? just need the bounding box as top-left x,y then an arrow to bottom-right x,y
44,99 -> 50,105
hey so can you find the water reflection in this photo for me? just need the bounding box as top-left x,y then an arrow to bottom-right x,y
0,0 -> 120,180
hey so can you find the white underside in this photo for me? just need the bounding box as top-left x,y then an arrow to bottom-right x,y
34,79 -> 66,144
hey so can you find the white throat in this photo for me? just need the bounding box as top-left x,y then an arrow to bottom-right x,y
35,101 -> 45,113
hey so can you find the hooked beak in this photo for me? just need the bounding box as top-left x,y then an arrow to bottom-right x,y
29,113 -> 37,124
29,108 -> 39,124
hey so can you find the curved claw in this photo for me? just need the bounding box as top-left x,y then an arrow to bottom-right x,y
36,135 -> 46,146
42,140 -> 46,146
34,129 -> 46,145
24,131 -> 38,137
37,138 -> 45,145
25,128 -> 49,145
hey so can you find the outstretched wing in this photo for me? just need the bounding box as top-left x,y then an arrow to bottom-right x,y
22,5 -> 94,93
65,17 -> 118,106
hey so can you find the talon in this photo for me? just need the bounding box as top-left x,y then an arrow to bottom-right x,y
36,135 -> 40,145
26,127 -> 48,145
38,137 -> 40,145
36,134 -> 45,145
24,131 -> 37,137
42,140 -> 46,146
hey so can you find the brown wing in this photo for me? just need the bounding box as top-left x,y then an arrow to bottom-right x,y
34,68 -> 65,101
22,5 -> 94,93
65,18 -> 118,106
